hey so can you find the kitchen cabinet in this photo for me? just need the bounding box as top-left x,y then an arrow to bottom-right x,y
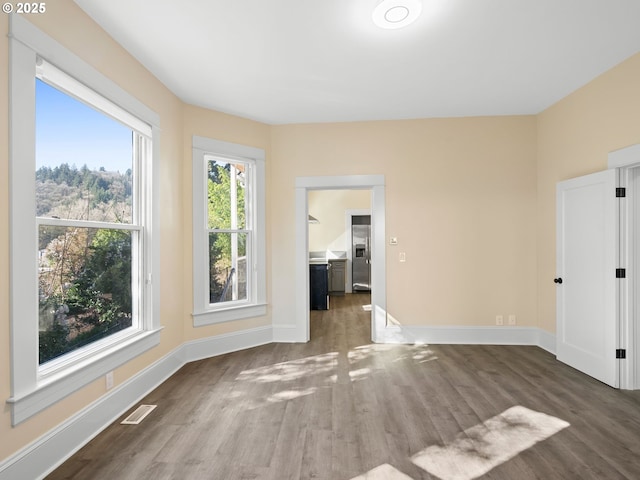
328,259 -> 346,295
310,263 -> 329,310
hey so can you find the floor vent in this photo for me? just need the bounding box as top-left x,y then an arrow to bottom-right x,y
121,404 -> 157,425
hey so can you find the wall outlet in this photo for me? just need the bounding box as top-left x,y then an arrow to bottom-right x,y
495,315 -> 504,326
508,314 -> 517,325
399,252 -> 406,262
106,371 -> 114,390
390,237 -> 398,245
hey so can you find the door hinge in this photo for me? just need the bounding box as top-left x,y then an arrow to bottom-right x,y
616,187 -> 626,197
616,268 -> 626,278
616,349 -> 626,359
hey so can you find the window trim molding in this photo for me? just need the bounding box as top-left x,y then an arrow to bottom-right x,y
7,14 -> 162,425
8,15 -> 160,128
192,136 -> 267,326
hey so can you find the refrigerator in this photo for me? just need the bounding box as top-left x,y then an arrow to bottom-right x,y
352,216 -> 371,292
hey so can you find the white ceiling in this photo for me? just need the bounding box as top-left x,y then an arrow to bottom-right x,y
73,0 -> 640,125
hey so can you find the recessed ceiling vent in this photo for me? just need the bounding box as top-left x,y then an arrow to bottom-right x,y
121,404 -> 157,425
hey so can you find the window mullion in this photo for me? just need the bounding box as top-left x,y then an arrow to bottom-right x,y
207,229 -> 250,234
36,217 -> 142,231
133,132 -> 144,329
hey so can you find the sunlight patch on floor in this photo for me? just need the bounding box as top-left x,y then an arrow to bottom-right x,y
231,342 -> 442,411
267,387 -> 317,403
348,343 -> 438,365
347,344 -> 404,363
411,406 -> 570,480
348,367 -> 371,380
236,352 -> 339,383
350,463 -> 414,480
412,350 -> 438,362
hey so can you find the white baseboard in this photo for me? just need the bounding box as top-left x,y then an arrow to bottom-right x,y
272,324 -> 303,343
183,325 -> 273,361
0,325 -> 273,480
0,347 -> 184,480
376,325 -> 555,349
0,324 -> 555,480
536,328 -> 556,354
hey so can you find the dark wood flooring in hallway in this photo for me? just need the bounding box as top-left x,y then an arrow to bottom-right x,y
47,293 -> 640,479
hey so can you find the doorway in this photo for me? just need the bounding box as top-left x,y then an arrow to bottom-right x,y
295,175 -> 386,343
307,191 -> 371,337
558,144 -> 640,389
556,144 -> 640,390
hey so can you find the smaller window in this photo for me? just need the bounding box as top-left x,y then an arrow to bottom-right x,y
192,137 -> 266,325
207,156 -> 251,305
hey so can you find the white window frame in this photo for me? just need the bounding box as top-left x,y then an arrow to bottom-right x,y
192,136 -> 266,326
7,15 -> 162,425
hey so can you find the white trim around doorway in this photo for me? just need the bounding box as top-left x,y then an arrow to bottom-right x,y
608,143 -> 640,390
292,175 -> 386,343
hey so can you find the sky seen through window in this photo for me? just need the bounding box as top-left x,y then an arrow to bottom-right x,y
36,79 -> 133,173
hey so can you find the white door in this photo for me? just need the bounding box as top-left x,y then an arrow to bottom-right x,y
556,169 -> 619,387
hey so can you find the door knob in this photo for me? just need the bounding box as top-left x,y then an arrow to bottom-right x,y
554,278 -> 563,284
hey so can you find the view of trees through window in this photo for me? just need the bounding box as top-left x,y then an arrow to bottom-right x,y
207,159 -> 249,304
36,78 -> 137,365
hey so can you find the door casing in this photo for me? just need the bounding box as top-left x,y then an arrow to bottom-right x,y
608,144 -> 640,389
295,175 -> 386,343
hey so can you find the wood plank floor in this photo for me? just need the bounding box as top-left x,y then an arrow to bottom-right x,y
47,293 -> 640,479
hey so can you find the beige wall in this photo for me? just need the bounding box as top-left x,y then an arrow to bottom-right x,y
0,2 -> 183,460
271,118 -> 538,328
2,0 -> 639,468
536,52 -> 640,333
182,104 -> 272,341
308,190 -> 371,253
0,2 -> 272,461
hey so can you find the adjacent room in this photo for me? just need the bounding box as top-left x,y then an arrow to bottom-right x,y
2,1 -> 640,479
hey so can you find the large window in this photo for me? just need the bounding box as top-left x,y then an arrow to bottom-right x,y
8,16 -> 161,425
192,137 -> 266,325
35,68 -> 143,365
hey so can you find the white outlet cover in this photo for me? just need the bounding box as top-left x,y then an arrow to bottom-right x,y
106,371 -> 114,390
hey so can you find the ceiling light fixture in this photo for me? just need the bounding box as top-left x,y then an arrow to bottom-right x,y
372,0 -> 422,29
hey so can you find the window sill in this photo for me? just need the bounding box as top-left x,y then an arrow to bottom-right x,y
6,328 -> 162,425
192,303 -> 268,327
